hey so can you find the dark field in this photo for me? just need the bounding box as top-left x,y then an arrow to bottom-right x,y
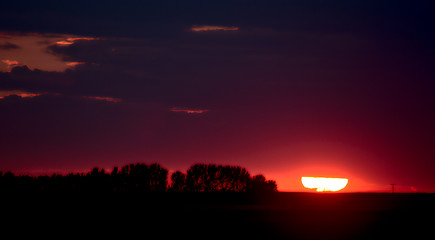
4,192 -> 434,239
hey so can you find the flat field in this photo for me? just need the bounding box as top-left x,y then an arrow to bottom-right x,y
4,192 -> 434,239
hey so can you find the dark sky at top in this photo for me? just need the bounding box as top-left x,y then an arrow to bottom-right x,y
1,0 -> 434,192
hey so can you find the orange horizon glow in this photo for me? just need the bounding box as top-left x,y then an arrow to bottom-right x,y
301,177 -> 349,192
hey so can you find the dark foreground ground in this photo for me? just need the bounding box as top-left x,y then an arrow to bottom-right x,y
3,192 -> 434,239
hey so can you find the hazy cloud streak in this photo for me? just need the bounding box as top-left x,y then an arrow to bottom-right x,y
170,107 -> 209,114
0,89 -> 41,99
190,25 -> 239,32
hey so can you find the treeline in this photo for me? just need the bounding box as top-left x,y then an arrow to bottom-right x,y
0,163 -> 277,193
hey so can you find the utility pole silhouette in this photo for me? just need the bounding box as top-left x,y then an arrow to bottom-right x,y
390,184 -> 396,193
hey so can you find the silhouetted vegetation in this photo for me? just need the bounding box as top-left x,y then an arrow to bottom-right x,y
184,164 -> 251,192
0,163 -> 277,193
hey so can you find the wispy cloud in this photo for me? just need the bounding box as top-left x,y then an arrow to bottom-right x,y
81,96 -> 122,103
1,59 -> 19,71
169,107 -> 209,114
66,62 -> 85,67
56,37 -> 98,46
0,90 -> 122,103
0,33 -> 12,39
0,90 -> 41,99
190,25 -> 239,32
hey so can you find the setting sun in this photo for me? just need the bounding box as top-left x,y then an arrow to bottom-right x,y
301,177 -> 348,192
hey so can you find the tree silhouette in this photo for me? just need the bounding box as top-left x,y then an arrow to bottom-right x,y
113,163 -> 168,192
169,171 -> 186,192
184,164 -> 271,192
0,162 -> 277,193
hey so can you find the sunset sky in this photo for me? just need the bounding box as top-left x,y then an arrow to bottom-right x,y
1,0 -> 434,192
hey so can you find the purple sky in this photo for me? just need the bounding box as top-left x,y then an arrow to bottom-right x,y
1,0 -> 435,192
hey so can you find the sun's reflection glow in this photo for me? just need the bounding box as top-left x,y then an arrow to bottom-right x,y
301,177 -> 348,192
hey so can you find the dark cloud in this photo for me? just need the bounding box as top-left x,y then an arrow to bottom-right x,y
0,65 -> 74,93
0,41 -> 20,49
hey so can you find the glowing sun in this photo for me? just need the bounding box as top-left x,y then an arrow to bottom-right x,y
301,177 -> 348,192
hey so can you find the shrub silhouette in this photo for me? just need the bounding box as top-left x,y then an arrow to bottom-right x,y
246,174 -> 278,193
